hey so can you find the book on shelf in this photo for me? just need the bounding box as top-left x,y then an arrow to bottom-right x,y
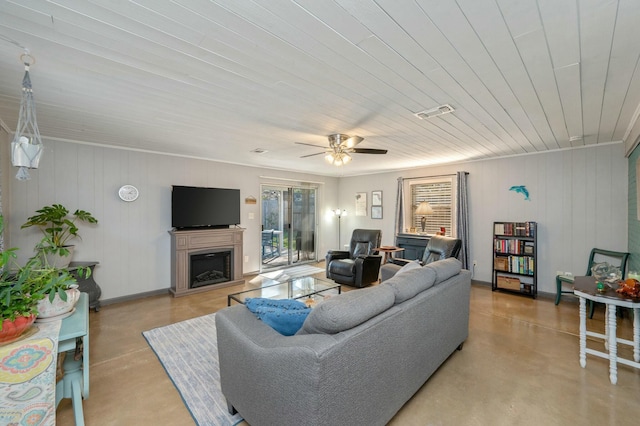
494,221 -> 536,237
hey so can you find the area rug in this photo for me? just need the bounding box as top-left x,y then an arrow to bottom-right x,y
249,264 -> 324,285
142,314 -> 243,426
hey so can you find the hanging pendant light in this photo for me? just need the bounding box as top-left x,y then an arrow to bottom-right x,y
11,51 -> 43,181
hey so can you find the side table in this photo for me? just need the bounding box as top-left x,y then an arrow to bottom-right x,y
573,276 -> 640,384
375,247 -> 405,264
69,261 -> 101,312
57,293 -> 90,425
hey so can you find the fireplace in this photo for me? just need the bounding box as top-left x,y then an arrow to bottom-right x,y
190,249 -> 233,289
170,227 -> 244,297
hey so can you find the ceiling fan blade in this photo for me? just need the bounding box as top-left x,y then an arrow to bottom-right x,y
300,151 -> 327,158
352,148 -> 388,154
295,142 -> 327,149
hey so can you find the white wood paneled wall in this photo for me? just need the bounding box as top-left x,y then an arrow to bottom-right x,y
4,138 -> 339,301
338,142 -> 628,296
3,136 -> 627,300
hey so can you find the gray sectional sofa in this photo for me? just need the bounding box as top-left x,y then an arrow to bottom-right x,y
215,258 -> 471,426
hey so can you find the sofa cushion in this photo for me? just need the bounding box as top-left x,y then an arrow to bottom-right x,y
298,285 -> 395,335
394,260 -> 421,277
383,265 -> 437,304
425,258 -> 462,285
245,298 -> 311,336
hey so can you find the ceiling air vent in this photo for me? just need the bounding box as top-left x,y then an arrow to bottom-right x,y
414,104 -> 455,120
251,148 -> 268,154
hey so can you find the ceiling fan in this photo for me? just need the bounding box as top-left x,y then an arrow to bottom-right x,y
295,134 -> 388,166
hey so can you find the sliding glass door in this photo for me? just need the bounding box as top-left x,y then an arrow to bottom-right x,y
261,185 -> 316,270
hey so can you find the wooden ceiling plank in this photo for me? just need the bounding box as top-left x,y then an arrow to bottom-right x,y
554,63 -> 583,145
375,0 -> 536,153
512,28 -> 563,149
419,0 -> 555,152
598,0 -> 640,143
579,0 -> 619,145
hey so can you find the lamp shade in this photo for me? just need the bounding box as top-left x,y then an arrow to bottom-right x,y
415,201 -> 433,215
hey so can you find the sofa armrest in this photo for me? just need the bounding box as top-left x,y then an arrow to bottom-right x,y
216,306 -> 337,425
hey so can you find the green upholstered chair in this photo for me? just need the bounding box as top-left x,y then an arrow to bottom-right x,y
555,248 -> 629,318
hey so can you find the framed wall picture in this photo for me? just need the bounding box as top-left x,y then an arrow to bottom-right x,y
371,206 -> 382,219
355,192 -> 367,216
372,190 -> 382,206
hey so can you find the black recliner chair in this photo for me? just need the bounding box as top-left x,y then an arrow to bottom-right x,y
326,229 -> 382,288
380,235 -> 462,282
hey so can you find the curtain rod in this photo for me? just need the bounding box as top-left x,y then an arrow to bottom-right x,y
400,171 -> 469,181
259,175 -> 325,185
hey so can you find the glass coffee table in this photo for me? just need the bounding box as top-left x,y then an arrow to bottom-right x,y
228,276 -> 341,306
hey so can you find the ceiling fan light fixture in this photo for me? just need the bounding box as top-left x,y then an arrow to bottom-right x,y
324,153 -> 335,164
342,152 -> 352,164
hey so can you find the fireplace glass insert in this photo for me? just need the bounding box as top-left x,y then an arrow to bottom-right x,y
189,249 -> 233,289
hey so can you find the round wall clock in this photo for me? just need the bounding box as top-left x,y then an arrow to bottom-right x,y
118,185 -> 139,202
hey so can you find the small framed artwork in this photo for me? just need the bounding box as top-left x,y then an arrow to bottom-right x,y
371,206 -> 383,219
355,192 -> 367,216
372,190 -> 382,206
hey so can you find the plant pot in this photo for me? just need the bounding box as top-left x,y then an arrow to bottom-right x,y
36,286 -> 81,319
0,314 -> 37,344
11,137 -> 43,168
44,246 -> 75,268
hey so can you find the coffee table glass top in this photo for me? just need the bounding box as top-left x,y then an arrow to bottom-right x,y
228,276 -> 341,306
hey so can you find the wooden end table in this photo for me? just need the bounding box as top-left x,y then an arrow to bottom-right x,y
573,276 -> 640,384
375,247 -> 405,264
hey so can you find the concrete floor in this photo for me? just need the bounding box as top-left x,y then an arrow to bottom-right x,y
57,269 -> 640,425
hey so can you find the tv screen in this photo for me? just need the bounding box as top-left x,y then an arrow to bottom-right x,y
171,186 -> 241,229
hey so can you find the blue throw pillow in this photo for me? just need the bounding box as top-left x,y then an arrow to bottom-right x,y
245,298 -> 311,336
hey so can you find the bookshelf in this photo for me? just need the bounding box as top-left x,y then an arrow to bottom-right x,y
492,221 -> 537,298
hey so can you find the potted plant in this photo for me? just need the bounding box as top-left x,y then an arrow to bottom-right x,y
21,203 -> 98,268
27,255 -> 83,319
0,216 -> 43,342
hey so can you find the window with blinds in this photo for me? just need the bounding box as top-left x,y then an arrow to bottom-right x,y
405,176 -> 456,236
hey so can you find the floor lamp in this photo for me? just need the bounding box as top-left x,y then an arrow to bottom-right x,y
334,209 -> 346,248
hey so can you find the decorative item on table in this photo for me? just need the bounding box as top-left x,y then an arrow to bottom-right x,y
590,262 -> 621,292
36,284 -> 81,320
415,201 -> 433,234
616,278 -> 640,298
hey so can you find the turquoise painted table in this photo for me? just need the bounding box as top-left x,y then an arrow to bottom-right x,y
56,293 -> 89,425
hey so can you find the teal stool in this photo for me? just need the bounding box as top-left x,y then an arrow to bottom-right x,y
555,248 -> 629,318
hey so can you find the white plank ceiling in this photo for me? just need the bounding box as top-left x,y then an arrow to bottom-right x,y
0,0 -> 639,176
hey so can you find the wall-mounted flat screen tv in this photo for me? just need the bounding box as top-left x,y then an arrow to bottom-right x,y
171,185 -> 241,229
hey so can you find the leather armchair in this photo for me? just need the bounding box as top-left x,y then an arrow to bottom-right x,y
380,235 -> 462,282
326,229 -> 382,288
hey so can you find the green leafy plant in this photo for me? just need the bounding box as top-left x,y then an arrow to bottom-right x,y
1,215 -> 91,330
21,204 -> 98,256
0,216 -> 43,327
22,253 -> 88,303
